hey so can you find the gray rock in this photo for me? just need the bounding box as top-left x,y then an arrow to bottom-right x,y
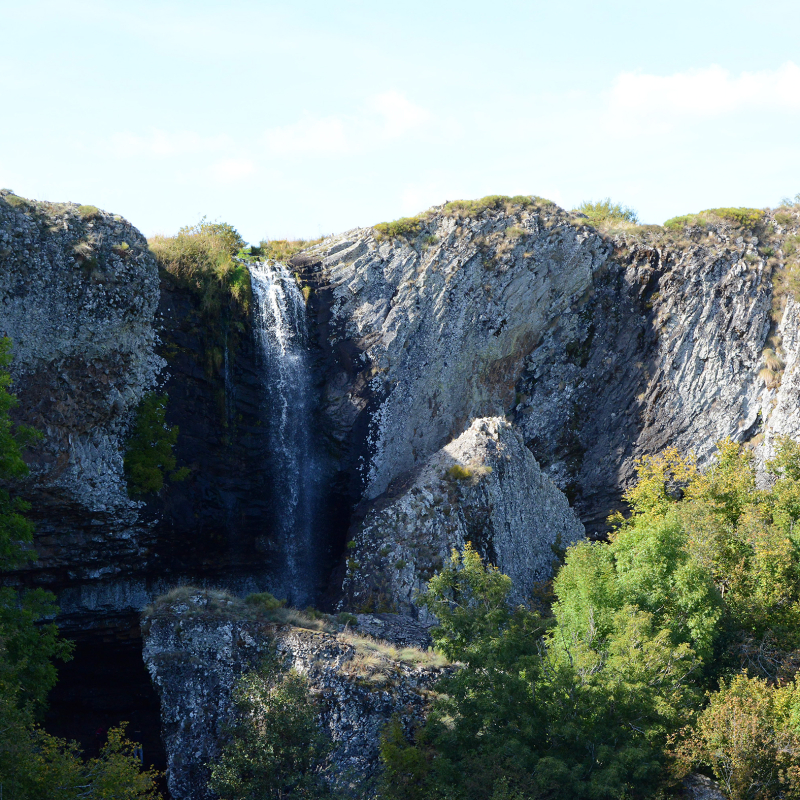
142,590 -> 445,800
341,417 -> 584,617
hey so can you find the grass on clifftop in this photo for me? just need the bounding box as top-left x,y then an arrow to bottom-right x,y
373,195 -> 553,240
149,218 -> 251,317
664,206 -> 765,231
142,587 -> 448,671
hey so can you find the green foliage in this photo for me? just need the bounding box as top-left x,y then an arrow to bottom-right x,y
381,435 -> 800,799
374,215 -> 427,240
3,194 -> 29,210
77,204 -> 101,220
248,238 -> 323,262
373,196 -> 541,240
672,674 -> 800,799
0,338 -> 39,570
445,463 -> 472,481
0,337 -> 71,713
0,708 -> 162,800
573,198 -> 639,226
244,591 -> 286,611
664,207 -> 764,230
149,217 -> 251,317
124,393 -> 188,496
208,652 -> 333,799
442,195 -> 535,218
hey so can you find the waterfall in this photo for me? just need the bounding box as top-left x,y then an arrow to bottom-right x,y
250,261 -> 318,605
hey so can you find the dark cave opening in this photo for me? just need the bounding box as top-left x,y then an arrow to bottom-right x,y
44,625 -> 169,797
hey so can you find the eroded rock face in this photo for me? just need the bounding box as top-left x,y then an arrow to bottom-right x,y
301,204 -> 800,534
0,192 -> 163,621
302,205 -> 606,503
341,417 -> 584,616
142,592 -> 444,800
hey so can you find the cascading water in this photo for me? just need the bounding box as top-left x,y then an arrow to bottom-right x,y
250,261 -> 319,605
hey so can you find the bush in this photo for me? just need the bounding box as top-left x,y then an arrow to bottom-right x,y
149,218 -> 251,317
249,238 -> 322,262
77,204 -> 101,220
573,198 -> 638,226
443,195 -> 535,218
374,215 -> 427,240
665,207 -> 764,230
446,464 -> 472,481
124,393 -> 189,496
244,591 -> 286,611
208,653 -> 333,799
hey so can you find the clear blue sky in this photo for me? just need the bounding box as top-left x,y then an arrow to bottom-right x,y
3,0 -> 800,242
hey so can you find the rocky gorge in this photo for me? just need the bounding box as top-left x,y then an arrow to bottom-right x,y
2,189 -> 800,797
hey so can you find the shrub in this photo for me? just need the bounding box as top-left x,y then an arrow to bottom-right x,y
209,653 -> 333,800
443,195 -> 534,218
3,194 -> 29,210
665,207 -> 764,230
775,211 -> 794,227
244,591 -> 286,611
374,215 -> 427,240
574,198 -> 639,226
124,393 -> 189,496
250,238 -> 322,262
446,464 -> 473,481
77,204 -> 101,220
149,218 -> 251,317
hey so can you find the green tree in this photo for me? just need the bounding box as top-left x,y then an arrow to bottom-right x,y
209,652 -> 333,800
123,393 -> 188,496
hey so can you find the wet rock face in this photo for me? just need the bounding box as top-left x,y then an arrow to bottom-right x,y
341,417 -> 584,616
142,593 -> 444,800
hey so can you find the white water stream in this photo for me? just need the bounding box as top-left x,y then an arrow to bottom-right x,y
250,261 -> 318,605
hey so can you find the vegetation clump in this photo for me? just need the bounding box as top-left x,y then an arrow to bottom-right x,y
123,393 -> 189,496
442,195 -> 536,218
209,651 -> 334,800
573,198 -> 639,227
379,438 -> 800,800
149,218 -> 251,317
664,207 -> 764,231
77,204 -> 101,220
445,464 -> 472,481
246,238 -> 324,262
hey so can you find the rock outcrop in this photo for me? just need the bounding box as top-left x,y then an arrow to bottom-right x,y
142,590 -> 446,800
0,191 -> 163,625
299,201 -> 800,533
341,417 -> 584,616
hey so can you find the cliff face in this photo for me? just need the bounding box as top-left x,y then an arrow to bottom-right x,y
142,591 -> 444,800
4,192 -> 800,626
299,202 -> 799,535
0,191 -> 163,627
341,417 -> 584,617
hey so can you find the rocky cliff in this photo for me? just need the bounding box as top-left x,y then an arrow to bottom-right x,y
0,190 -> 163,626
142,589 -> 445,800
297,199 -> 800,535
341,416 -> 584,617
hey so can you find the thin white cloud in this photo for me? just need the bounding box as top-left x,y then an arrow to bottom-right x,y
609,61 -> 800,117
262,91 -> 432,156
262,117 -> 348,155
209,158 -> 256,183
371,90 -> 431,138
109,129 -> 230,157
